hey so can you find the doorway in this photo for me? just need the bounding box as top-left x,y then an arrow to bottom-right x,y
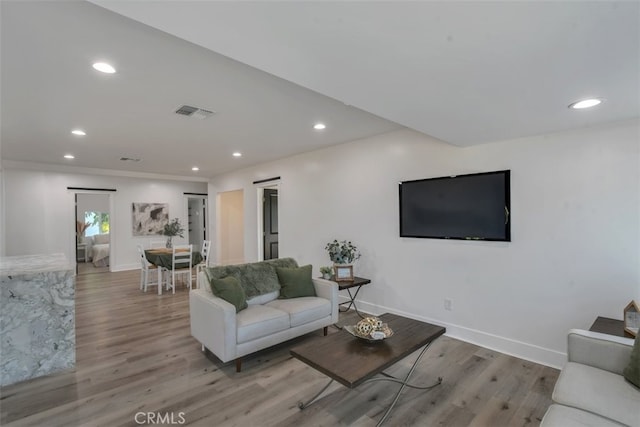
256,183 -> 279,261
75,193 -> 111,275
186,195 -> 208,252
262,188 -> 278,260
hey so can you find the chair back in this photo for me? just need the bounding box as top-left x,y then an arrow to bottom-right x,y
137,245 -> 147,269
201,240 -> 212,266
138,244 -> 156,269
172,244 -> 193,270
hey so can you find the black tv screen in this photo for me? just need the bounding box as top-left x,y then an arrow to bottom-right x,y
399,170 -> 510,241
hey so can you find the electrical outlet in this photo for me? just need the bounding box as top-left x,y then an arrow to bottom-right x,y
444,298 -> 453,311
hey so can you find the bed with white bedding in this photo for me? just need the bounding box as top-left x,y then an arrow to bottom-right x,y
88,233 -> 110,267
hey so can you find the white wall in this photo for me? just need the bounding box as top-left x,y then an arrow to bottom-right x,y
77,193 -> 110,219
3,166 -> 207,271
209,119 -> 640,367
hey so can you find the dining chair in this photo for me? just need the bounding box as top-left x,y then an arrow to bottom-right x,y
167,244 -> 193,293
195,240 -> 212,289
137,244 -> 160,293
149,240 -> 165,249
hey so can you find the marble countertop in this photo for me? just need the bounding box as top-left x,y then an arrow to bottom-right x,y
0,253 -> 74,276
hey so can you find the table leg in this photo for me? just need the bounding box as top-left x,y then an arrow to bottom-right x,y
363,340 -> 442,426
295,340 -> 441,425
297,378 -> 334,410
334,286 -> 366,330
157,267 -> 162,296
339,285 -> 365,318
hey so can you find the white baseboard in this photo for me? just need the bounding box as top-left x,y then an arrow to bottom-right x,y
111,263 -> 139,272
339,296 -> 566,369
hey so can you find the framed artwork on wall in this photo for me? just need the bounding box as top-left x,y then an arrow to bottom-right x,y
132,202 -> 169,236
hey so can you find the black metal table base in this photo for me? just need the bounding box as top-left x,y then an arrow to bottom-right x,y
297,341 -> 441,426
333,286 -> 367,330
339,285 -> 366,317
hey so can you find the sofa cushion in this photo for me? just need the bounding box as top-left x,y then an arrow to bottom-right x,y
236,305 -> 289,344
265,297 -> 331,327
276,264 -> 316,299
623,334 -> 640,388
553,362 -> 640,427
209,276 -> 247,313
541,404 -> 625,427
204,258 -> 298,299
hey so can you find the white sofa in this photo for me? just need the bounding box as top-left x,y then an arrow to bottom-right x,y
541,329 -> 639,427
190,258 -> 338,372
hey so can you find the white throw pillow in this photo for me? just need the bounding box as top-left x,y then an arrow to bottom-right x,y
246,290 -> 279,305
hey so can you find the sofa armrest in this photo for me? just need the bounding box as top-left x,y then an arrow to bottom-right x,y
196,269 -> 208,289
189,288 -> 237,363
567,329 -> 634,375
313,278 -> 339,323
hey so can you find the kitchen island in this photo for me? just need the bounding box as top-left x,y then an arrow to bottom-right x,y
0,253 -> 75,387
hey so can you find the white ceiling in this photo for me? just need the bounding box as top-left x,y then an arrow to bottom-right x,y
2,1 -> 638,179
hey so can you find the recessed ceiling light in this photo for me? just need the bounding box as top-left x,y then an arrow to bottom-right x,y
71,129 -> 86,136
232,152 -> 242,157
92,62 -> 116,74
313,123 -> 326,130
192,166 -> 200,171
568,98 -> 603,109
64,154 -> 75,159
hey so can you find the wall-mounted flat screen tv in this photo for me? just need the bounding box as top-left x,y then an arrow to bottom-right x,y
399,170 -> 511,241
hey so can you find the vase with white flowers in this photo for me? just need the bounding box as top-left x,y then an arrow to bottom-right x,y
162,218 -> 185,248
325,239 -> 361,266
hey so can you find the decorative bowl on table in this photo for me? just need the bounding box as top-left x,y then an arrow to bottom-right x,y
344,316 -> 394,343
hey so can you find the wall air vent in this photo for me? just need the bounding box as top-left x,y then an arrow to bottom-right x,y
120,157 -> 141,162
175,105 -> 215,120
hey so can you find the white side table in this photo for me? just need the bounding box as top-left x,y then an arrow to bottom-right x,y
76,243 -> 88,263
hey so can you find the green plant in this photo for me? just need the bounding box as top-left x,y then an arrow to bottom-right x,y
86,212 -> 110,234
320,266 -> 333,275
325,240 -> 361,264
162,218 -> 185,237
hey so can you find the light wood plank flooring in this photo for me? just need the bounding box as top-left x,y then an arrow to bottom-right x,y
77,261 -> 109,275
0,269 -> 559,426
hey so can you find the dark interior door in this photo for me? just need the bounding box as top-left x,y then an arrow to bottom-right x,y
263,189 -> 278,260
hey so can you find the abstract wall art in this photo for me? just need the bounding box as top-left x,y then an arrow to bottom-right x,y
132,202 -> 169,236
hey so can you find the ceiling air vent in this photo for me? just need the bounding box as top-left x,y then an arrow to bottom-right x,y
120,157 -> 141,162
175,105 -> 215,120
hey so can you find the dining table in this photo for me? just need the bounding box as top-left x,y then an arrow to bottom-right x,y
144,248 -> 203,295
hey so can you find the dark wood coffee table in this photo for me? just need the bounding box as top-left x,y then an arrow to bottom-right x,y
290,313 -> 446,426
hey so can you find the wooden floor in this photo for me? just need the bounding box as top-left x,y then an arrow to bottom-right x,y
0,270 -> 559,426
77,261 -> 109,275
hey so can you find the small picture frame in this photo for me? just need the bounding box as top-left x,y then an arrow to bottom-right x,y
334,265 -> 354,282
624,300 -> 639,337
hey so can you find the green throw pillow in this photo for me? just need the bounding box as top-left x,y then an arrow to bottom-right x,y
623,334 -> 640,388
209,276 -> 248,313
276,264 -> 316,299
